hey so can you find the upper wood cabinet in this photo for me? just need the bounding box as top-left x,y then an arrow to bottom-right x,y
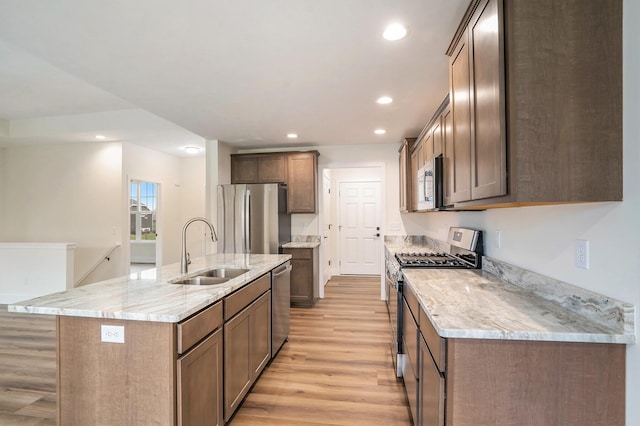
287,151 -> 319,213
447,0 -> 505,204
230,151 -> 319,213
231,153 -> 286,184
398,138 -> 414,213
445,0 -> 622,209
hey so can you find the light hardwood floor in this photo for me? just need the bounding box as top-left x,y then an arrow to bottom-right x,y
229,275 -> 411,425
0,275 -> 410,425
0,305 -> 56,425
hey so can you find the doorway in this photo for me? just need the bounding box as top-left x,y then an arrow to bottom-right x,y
338,181 -> 382,275
130,180 -> 159,272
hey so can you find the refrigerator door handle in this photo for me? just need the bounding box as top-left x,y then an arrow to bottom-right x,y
245,191 -> 251,253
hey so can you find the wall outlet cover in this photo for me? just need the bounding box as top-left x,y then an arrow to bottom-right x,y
101,325 -> 125,343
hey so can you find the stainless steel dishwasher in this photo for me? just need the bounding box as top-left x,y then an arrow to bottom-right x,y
271,261 -> 291,357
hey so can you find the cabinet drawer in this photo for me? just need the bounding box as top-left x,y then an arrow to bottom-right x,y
420,305 -> 446,373
177,301 -> 223,355
282,247 -> 312,260
225,273 -> 270,320
403,283 -> 420,327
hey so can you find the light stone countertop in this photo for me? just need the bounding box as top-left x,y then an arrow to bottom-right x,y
282,241 -> 320,249
402,268 -> 634,344
384,236 -> 635,344
8,253 -> 291,323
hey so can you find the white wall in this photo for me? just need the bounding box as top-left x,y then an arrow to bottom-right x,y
291,143 -> 401,236
123,142 -> 206,267
0,142 -> 125,284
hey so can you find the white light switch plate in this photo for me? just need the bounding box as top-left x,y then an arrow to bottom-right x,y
101,325 -> 125,343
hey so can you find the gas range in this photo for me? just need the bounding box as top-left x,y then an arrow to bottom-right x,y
395,228 -> 483,270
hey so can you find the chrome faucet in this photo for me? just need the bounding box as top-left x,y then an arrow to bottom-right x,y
181,217 -> 218,274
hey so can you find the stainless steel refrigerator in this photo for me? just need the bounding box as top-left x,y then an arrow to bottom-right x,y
217,183 -> 291,254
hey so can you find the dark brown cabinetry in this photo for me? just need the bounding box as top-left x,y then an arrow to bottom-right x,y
223,274 -> 271,422
177,328 -> 223,426
287,152 -> 319,213
444,0 -> 622,209
230,153 -> 286,184
402,285 -> 420,423
399,139 -> 414,213
230,151 -> 319,213
282,246 -> 318,307
410,302 -> 625,425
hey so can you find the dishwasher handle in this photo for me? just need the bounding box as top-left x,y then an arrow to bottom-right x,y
273,263 -> 292,278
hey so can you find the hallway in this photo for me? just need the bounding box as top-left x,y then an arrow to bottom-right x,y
230,275 -> 410,425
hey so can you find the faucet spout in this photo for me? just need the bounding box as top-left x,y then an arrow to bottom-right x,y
181,217 -> 218,274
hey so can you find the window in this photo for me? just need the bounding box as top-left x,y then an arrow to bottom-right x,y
130,180 -> 157,240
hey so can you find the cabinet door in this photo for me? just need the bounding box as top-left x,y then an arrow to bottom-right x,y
410,149 -> 419,211
419,335 -> 445,426
287,152 -> 318,213
432,118 -> 443,157
399,142 -> 410,212
257,155 -> 286,183
443,107 -> 454,206
177,328 -> 223,426
250,291 -> 272,376
422,132 -> 433,164
231,156 -> 259,184
449,31 -> 472,203
402,299 -> 419,424
224,307 -> 252,421
290,258 -> 313,306
469,0 -> 506,200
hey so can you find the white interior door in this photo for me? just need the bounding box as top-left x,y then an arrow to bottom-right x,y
338,181 -> 381,275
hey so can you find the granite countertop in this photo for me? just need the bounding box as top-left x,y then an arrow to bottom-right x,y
8,253 -> 291,323
384,236 -> 635,344
282,241 -> 320,249
403,269 -> 633,344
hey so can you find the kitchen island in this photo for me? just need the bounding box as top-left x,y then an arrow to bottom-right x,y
385,236 -> 635,425
9,253 -> 291,426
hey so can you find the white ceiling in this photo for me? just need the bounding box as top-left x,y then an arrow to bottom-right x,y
0,0 -> 468,156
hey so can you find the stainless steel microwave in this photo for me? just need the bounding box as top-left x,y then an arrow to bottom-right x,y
416,154 -> 443,211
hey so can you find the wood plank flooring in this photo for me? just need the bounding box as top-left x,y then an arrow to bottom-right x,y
229,275 -> 411,425
0,275 -> 410,425
0,305 -> 56,425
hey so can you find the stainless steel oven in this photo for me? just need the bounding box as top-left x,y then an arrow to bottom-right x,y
385,256 -> 403,378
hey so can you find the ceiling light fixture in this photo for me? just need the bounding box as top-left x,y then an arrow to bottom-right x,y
287,133 -> 298,139
376,96 -> 393,105
184,146 -> 200,154
95,135 -> 106,140
383,23 -> 408,41
374,129 -> 386,135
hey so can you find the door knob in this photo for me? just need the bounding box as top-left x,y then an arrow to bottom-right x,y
374,233 -> 380,237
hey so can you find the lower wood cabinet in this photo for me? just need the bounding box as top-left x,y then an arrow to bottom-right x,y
282,246 -> 318,307
409,303 -> 626,426
224,290 -> 271,422
56,272 -> 276,426
177,328 -> 223,426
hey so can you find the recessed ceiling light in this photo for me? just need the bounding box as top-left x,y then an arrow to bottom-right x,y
383,23 -> 408,41
287,133 -> 298,139
184,146 -> 200,154
95,135 -> 106,140
374,129 -> 386,135
376,96 -> 393,105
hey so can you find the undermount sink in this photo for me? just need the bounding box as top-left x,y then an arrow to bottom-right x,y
171,276 -> 230,286
198,268 -> 250,279
170,268 -> 250,285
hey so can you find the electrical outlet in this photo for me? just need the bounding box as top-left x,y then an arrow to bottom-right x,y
575,239 -> 589,270
101,325 -> 125,343
496,230 -> 502,248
